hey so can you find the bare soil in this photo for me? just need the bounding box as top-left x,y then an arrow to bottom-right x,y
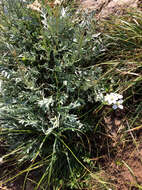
102,138 -> 142,190
91,106 -> 142,190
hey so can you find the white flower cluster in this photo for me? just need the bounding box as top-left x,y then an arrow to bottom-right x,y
104,93 -> 123,110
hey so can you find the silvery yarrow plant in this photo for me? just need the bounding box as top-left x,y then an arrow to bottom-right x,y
0,1 -> 107,189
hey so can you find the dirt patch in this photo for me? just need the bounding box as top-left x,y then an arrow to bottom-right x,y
102,139 -> 142,190
95,107 -> 142,190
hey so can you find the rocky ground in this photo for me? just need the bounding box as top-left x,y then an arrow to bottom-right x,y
80,0 -> 141,19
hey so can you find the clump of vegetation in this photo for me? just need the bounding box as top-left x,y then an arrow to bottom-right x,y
101,11 -> 142,121
0,0 -> 142,189
0,0 -> 108,189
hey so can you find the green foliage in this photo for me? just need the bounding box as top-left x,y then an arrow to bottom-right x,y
101,12 -> 142,117
0,1 -> 142,189
103,11 -> 142,61
0,1 -> 106,189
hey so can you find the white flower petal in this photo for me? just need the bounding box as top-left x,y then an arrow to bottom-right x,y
107,100 -> 112,105
118,105 -> 123,109
110,100 -> 116,105
110,93 -> 119,100
118,94 -> 123,99
104,94 -> 109,101
63,80 -> 67,86
118,99 -> 123,104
